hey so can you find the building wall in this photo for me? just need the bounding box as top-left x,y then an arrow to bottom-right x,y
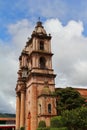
56,87 -> 87,98
75,88 -> 87,97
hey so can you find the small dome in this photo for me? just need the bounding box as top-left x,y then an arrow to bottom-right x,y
41,86 -> 51,95
32,21 -> 47,35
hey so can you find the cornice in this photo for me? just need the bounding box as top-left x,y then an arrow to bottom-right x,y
31,33 -> 51,40
28,50 -> 53,58
38,114 -> 56,117
26,82 -> 55,89
38,94 -> 56,98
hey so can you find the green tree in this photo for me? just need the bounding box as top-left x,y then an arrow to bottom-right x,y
56,87 -> 85,114
20,127 -> 25,130
51,116 -> 64,128
38,120 -> 46,128
62,107 -> 87,130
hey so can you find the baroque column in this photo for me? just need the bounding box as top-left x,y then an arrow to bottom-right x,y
16,92 -> 20,130
20,90 -> 25,128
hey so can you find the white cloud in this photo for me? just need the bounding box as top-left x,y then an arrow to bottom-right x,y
0,42 -> 17,113
0,19 -> 34,113
72,60 -> 87,86
8,19 -> 33,54
44,19 -> 87,87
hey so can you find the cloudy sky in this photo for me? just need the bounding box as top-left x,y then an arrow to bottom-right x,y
0,0 -> 87,113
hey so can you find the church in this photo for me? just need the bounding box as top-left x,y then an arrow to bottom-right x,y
15,20 -> 87,130
15,20 -> 57,130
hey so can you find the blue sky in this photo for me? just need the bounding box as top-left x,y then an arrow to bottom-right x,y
1,0 -> 87,40
0,0 -> 87,113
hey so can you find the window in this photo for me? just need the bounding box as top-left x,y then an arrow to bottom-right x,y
39,57 -> 46,68
28,112 -> 31,119
48,104 -> 51,113
39,104 -> 41,114
40,41 -> 44,50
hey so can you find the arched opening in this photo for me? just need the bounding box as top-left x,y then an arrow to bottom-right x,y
48,104 -> 51,114
40,41 -> 44,50
39,57 -> 46,69
39,104 -> 41,114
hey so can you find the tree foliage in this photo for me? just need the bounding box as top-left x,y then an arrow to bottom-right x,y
51,116 -> 64,128
20,127 -> 25,130
0,113 -> 15,117
50,128 -> 68,130
56,87 -> 85,114
61,107 -> 87,130
50,107 -> 87,130
38,120 -> 46,128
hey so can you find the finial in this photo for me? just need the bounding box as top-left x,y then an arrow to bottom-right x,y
38,17 -> 40,22
36,17 -> 42,27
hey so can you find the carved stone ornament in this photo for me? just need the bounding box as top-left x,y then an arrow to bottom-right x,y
16,82 -> 26,92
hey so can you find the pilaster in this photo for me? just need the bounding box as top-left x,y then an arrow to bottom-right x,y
20,90 -> 25,128
16,93 -> 20,130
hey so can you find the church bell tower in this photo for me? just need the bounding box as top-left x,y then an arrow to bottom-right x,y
15,20 -> 56,130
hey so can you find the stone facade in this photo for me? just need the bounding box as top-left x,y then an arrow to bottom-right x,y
15,21 -> 56,130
